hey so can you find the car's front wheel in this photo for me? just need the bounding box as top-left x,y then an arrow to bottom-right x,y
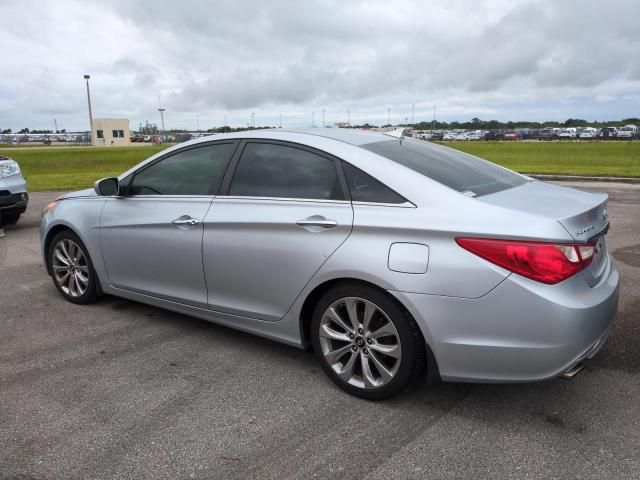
311,283 -> 425,400
48,230 -> 98,304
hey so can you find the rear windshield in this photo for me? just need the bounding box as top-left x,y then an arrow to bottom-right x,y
361,139 -> 528,197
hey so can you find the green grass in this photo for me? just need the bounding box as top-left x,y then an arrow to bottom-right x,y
442,141 -> 640,177
0,145 -> 169,191
1,141 -> 639,192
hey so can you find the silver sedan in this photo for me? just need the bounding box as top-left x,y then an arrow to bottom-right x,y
40,129 -> 619,400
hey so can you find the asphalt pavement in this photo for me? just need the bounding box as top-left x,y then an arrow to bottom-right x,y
1,182 -> 639,479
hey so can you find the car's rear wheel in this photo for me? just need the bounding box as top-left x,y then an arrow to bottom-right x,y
48,230 -> 98,304
311,283 -> 424,400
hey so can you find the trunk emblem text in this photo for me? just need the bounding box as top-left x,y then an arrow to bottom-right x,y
575,225 -> 594,236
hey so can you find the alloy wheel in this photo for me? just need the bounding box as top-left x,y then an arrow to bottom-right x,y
318,296 -> 402,389
52,239 -> 90,298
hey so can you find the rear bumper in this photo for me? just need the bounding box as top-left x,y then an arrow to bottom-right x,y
392,255 -> 619,383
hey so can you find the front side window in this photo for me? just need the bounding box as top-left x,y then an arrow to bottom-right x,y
129,142 -> 236,195
96,130 -> 104,139
342,161 -> 407,204
229,143 -> 343,200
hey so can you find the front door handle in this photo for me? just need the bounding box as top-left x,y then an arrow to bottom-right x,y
172,215 -> 200,227
296,216 -> 337,229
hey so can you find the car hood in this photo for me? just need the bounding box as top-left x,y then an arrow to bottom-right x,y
478,180 -> 608,242
59,188 -> 97,200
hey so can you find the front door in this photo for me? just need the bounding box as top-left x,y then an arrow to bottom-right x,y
100,141 -> 238,307
203,141 -> 353,321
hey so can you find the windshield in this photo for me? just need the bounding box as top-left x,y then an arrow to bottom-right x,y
362,139 -> 528,197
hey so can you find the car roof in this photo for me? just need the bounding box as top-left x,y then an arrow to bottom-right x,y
184,127 -> 396,147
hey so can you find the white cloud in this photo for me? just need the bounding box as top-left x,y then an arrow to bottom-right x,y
1,0 -> 639,130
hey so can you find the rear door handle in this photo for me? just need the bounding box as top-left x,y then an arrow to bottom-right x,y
296,216 -> 337,229
172,215 -> 200,227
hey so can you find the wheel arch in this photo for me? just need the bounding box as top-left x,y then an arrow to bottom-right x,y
44,224 -> 73,275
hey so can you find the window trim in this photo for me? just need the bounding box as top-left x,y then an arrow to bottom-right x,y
120,140 -> 240,197
218,139 -> 351,202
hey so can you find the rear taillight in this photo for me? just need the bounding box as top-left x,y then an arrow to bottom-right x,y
455,237 -> 595,285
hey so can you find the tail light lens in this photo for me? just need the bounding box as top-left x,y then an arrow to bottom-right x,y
456,237 -> 595,284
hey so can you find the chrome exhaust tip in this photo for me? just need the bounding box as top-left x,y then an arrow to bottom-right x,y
558,362 -> 585,380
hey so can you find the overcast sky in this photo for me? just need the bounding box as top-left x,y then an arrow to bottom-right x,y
1,0 -> 639,131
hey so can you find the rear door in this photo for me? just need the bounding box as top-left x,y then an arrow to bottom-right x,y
100,141 -> 238,307
202,140 -> 353,321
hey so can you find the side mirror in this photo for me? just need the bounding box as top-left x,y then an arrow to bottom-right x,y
94,177 -> 120,196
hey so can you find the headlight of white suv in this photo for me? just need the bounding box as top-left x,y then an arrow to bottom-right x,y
0,159 -> 21,178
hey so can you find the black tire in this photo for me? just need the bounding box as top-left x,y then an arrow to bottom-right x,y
311,282 -> 425,400
1,211 -> 21,225
48,230 -> 99,304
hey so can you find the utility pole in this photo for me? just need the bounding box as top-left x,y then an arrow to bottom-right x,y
387,107 -> 391,126
251,112 -> 255,128
322,109 -> 325,128
411,104 -> 415,126
83,74 -> 94,145
158,108 -> 166,142
279,113 -> 282,128
54,118 -> 58,133
432,105 -> 436,134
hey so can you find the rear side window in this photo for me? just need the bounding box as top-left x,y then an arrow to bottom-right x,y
342,161 -> 407,204
229,142 -> 343,200
362,139 -> 527,197
130,143 -> 236,195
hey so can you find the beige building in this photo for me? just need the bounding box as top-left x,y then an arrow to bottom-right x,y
92,118 -> 130,146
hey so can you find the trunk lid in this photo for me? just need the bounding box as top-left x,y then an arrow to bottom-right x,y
479,180 -> 608,242
479,180 -> 610,285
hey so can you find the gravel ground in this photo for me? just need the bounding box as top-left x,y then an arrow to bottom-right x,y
1,182 -> 639,479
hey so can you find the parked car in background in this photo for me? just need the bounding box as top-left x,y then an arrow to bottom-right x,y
558,128 -> 577,140
40,128 -> 619,400
484,130 -> 503,141
0,155 -> 29,225
430,131 -> 444,141
503,131 -> 521,141
578,127 -> 598,140
597,127 -> 618,140
443,131 -> 457,141
616,125 -> 637,140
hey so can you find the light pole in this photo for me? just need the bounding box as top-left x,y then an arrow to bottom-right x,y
411,104 -> 415,126
279,113 -> 282,128
387,107 -> 391,127
224,115 -> 227,133
158,108 -> 166,143
83,74 -> 94,145
196,115 -> 200,133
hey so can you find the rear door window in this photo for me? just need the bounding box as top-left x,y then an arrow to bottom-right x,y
229,142 -> 343,200
362,138 -> 527,197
